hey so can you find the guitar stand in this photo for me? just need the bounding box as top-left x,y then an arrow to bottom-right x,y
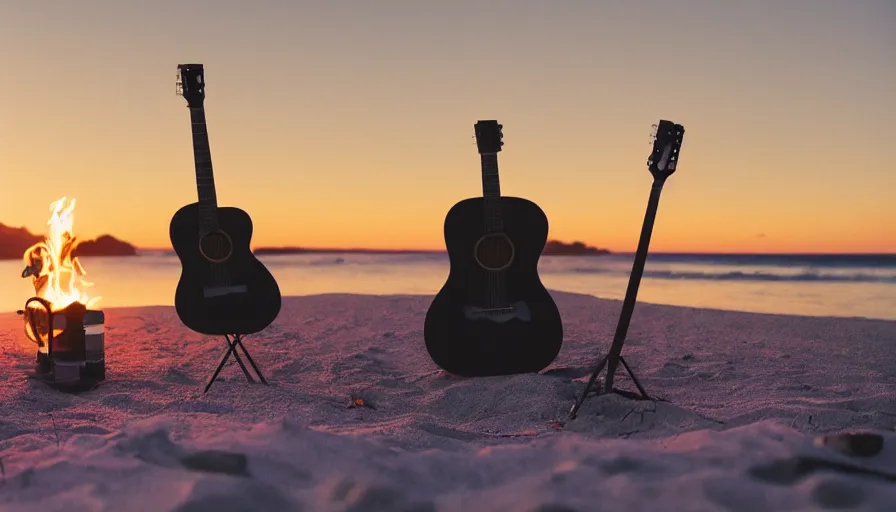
569,169 -> 677,419
204,334 -> 269,393
568,182 -> 666,420
568,353 -> 651,419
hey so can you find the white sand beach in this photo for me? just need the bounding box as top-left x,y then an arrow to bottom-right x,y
0,291 -> 894,512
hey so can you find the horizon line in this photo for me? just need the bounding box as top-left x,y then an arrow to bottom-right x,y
134,246 -> 896,256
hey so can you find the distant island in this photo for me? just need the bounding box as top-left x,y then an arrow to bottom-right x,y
542,240 -> 610,256
253,240 -> 610,257
0,223 -> 138,260
74,235 -> 138,257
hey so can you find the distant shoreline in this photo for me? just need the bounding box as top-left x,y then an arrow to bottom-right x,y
127,248 -> 895,259
253,240 -> 612,257
6,243 -> 888,261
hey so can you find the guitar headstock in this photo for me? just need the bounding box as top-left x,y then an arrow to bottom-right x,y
176,64 -> 206,107
474,120 -> 504,154
647,120 -> 685,180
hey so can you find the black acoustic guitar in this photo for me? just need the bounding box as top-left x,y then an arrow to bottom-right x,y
169,63 -> 282,336
424,120 -> 563,377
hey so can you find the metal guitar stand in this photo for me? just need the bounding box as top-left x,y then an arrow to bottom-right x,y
204,334 -> 269,393
569,120 -> 685,419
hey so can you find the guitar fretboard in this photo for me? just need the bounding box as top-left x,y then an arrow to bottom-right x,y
480,153 -> 503,232
189,107 -> 219,232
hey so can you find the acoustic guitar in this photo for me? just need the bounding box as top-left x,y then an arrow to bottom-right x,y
169,63 -> 282,336
424,120 -> 563,376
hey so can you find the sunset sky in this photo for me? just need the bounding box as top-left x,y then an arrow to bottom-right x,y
0,0 -> 893,253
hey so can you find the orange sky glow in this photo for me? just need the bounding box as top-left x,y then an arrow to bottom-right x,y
1,1 -> 893,254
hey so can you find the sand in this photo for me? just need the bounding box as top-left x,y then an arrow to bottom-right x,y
0,291 -> 894,512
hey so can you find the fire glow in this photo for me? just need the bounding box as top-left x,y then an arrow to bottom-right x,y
22,197 -> 101,312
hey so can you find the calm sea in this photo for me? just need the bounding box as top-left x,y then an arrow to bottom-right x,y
1,252 -> 894,320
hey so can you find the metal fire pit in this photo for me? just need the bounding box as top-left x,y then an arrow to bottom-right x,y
17,297 -> 105,392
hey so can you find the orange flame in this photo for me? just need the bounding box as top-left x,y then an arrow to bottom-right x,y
22,197 -> 101,312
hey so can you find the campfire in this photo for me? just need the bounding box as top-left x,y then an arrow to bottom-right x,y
16,197 -> 106,391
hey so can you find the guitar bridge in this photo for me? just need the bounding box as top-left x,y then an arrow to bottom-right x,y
478,307 -> 515,315
462,302 -> 532,323
202,285 -> 248,298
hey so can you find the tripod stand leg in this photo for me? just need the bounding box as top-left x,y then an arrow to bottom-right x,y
204,341 -> 236,394
619,356 -> 650,400
225,334 -> 255,383
569,354 -> 608,419
233,335 -> 269,386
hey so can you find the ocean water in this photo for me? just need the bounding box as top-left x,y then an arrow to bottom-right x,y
0,252 -> 894,320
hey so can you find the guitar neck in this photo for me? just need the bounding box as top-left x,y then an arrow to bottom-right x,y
189,107 -> 219,231
480,153 -> 503,232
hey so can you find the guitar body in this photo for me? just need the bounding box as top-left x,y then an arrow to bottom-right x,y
424,196 -> 563,376
170,202 -> 281,335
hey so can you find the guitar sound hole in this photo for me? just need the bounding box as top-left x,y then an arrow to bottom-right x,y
199,231 -> 234,263
474,233 -> 515,271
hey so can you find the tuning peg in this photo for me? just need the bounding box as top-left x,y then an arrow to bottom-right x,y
649,124 -> 659,144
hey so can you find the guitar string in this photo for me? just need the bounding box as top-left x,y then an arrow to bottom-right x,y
201,211 -> 231,288
483,155 -> 494,309
192,107 -> 232,289
482,152 -> 505,310
493,210 -> 505,309
487,206 -> 501,309
184,85 -> 232,292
